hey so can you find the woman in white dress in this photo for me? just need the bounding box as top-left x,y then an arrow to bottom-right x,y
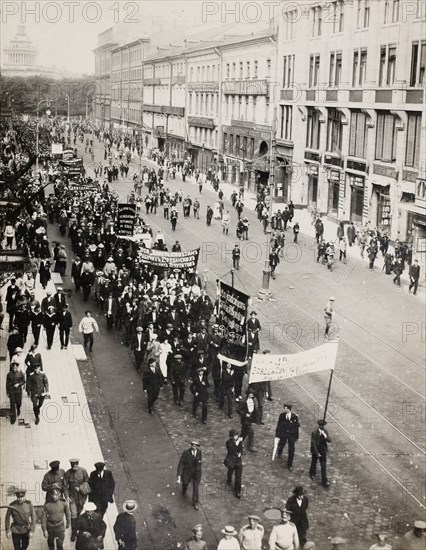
214,200 -> 221,219
158,339 -> 172,380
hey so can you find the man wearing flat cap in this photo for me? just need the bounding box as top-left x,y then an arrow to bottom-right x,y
330,537 -> 346,549
89,462 -> 115,518
42,461 -> 66,502
190,366 -> 209,424
6,361 -> 25,425
402,520 -> 426,549
143,358 -> 164,415
114,501 -> 138,550
75,501 -> 106,550
369,532 -> 392,550
224,429 -> 244,499
177,441 -> 202,510
309,420 -> 331,488
268,509 -> 299,550
185,524 -> 208,550
5,489 -> 36,549
64,459 -> 90,541
286,486 -> 309,545
239,514 -> 264,550
41,488 -> 71,550
170,354 -> 186,406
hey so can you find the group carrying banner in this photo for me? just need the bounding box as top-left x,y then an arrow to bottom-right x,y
137,247 -> 200,271
248,340 -> 339,383
116,204 -> 137,236
217,281 -> 250,367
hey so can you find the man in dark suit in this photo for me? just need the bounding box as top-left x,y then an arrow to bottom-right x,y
41,291 -> 56,314
194,327 -> 210,355
143,358 -> 163,414
190,367 -> 209,424
409,259 -> 421,295
53,288 -> 67,314
247,311 -> 261,333
224,429 -> 243,498
5,278 -> 21,330
177,441 -> 202,509
237,389 -> 259,453
58,303 -> 73,350
89,462 -> 115,518
275,404 -> 300,471
309,419 -> 331,488
165,307 -> 181,334
131,326 -> 145,372
219,363 -> 235,418
285,486 -> 309,546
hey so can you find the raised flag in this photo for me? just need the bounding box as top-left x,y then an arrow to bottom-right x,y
217,281 -> 249,367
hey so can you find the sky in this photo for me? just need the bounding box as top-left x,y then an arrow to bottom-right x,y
1,0 -> 273,76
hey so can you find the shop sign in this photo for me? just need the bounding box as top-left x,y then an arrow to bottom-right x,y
352,176 -> 364,188
329,170 -> 340,182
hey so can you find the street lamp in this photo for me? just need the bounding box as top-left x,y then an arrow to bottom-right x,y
65,95 -> 70,122
35,98 -> 51,174
257,137 -> 276,301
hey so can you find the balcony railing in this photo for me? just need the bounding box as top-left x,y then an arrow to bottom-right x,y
222,79 -> 269,96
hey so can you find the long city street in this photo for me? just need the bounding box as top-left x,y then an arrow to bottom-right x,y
63,137 -> 426,547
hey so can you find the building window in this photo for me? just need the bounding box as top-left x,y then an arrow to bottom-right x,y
232,63 -> 236,79
225,96 -> 229,119
252,97 -> 257,121
239,62 -> 244,79
283,55 -> 295,87
312,6 -> 322,36
223,132 -> 228,154
327,109 -> 343,152
410,41 -> 426,86
254,60 -> 258,78
280,105 -> 293,140
229,134 -> 234,155
309,54 -> 320,87
379,45 -> 397,86
329,52 -> 342,86
306,108 -> 320,149
392,0 -> 400,21
189,93 -> 193,114
265,97 -> 270,122
349,111 -> 367,158
405,113 -> 421,167
266,58 -> 271,78
375,112 -> 397,162
246,61 -> 250,78
226,63 -> 230,80
332,0 -> 344,32
284,10 -> 296,40
353,49 -> 367,86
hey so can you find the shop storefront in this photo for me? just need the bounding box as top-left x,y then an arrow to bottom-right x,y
372,184 -> 391,233
348,174 -> 365,223
306,164 -> 319,205
327,169 -> 341,218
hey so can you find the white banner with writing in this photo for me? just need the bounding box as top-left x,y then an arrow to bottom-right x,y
249,341 -> 338,383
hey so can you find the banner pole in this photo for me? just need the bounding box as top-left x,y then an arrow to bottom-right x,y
322,368 -> 334,423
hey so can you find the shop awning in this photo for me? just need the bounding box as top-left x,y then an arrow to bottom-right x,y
397,202 -> 426,216
252,153 -> 270,172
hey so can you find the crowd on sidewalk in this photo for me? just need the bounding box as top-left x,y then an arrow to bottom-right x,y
2,118 -> 425,550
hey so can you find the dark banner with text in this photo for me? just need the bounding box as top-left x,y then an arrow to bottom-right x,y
137,248 -> 200,271
116,204 -> 137,236
217,281 -> 249,367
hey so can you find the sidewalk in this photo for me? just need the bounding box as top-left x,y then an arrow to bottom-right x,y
0,277 -> 118,549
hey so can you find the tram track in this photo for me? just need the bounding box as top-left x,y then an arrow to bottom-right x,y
82,148 -> 425,512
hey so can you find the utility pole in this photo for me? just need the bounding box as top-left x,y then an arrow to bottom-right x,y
258,105 -> 277,300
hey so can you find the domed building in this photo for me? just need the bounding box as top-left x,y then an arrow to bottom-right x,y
1,25 -> 61,78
